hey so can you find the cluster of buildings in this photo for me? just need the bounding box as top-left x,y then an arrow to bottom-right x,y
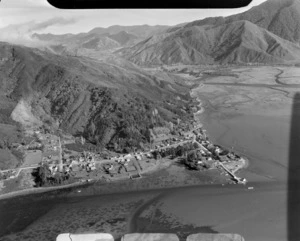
54,151 -> 95,175
0,93 -> 249,190
192,129 -> 247,184
101,153 -> 144,179
42,151 -> 97,178
24,101 -> 247,185
0,169 -> 18,180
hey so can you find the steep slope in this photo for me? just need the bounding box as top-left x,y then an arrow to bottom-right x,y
186,0 -> 300,43
0,42 -> 194,150
119,20 -> 300,65
80,36 -> 120,50
109,31 -> 138,45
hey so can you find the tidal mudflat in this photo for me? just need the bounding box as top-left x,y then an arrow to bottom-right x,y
193,66 -> 300,183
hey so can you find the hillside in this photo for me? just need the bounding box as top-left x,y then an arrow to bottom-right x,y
32,25 -> 169,56
114,0 -> 300,66
118,20 -> 300,65
13,0 -> 300,66
184,0 -> 300,43
0,42 -> 195,153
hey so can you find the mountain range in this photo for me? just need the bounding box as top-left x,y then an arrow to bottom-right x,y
32,25 -> 169,57
119,0 -> 300,65
31,0 -> 300,65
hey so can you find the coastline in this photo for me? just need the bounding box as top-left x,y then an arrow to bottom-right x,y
0,181 -> 90,201
0,86 -> 249,201
191,88 -> 249,174
0,159 -> 225,201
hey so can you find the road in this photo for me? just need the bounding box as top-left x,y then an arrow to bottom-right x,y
218,161 -> 244,184
0,122 -> 206,182
58,137 -> 63,172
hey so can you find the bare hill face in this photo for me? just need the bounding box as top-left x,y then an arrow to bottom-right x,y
116,0 -> 300,66
119,20 -> 300,65
186,0 -> 300,43
233,0 -> 300,43
0,42 -> 194,150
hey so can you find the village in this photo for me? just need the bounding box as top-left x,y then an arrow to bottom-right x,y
0,103 -> 248,190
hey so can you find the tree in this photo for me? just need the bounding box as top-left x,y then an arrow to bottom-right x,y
184,152 -> 200,171
32,163 -> 51,187
187,150 -> 197,163
53,172 -> 64,184
176,146 -> 183,157
170,147 -> 176,158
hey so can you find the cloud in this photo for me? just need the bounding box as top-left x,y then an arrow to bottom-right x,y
0,17 -> 78,46
29,17 -> 77,32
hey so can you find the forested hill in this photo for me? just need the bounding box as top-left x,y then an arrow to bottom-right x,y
0,42 -> 195,152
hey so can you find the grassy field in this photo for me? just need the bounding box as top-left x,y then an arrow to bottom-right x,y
0,149 -> 19,170
0,123 -> 24,170
22,151 -> 42,167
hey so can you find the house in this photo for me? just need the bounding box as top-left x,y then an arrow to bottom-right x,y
219,155 -> 230,162
108,168 -> 118,176
124,154 -> 132,159
215,147 -> 222,155
130,173 -> 141,179
135,155 -> 142,161
227,152 -> 235,159
146,153 -> 152,158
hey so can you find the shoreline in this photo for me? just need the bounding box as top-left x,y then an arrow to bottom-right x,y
191,87 -> 250,175
0,159 -> 224,201
0,180 -> 90,201
0,172 -> 228,201
0,87 -> 249,201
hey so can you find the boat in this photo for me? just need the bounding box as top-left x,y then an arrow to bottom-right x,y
248,187 -> 254,190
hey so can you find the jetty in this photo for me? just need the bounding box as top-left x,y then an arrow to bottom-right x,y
218,161 -> 246,184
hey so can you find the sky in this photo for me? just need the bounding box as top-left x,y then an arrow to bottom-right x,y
0,0 -> 268,35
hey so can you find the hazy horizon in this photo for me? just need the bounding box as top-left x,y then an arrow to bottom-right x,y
0,0 -> 267,35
